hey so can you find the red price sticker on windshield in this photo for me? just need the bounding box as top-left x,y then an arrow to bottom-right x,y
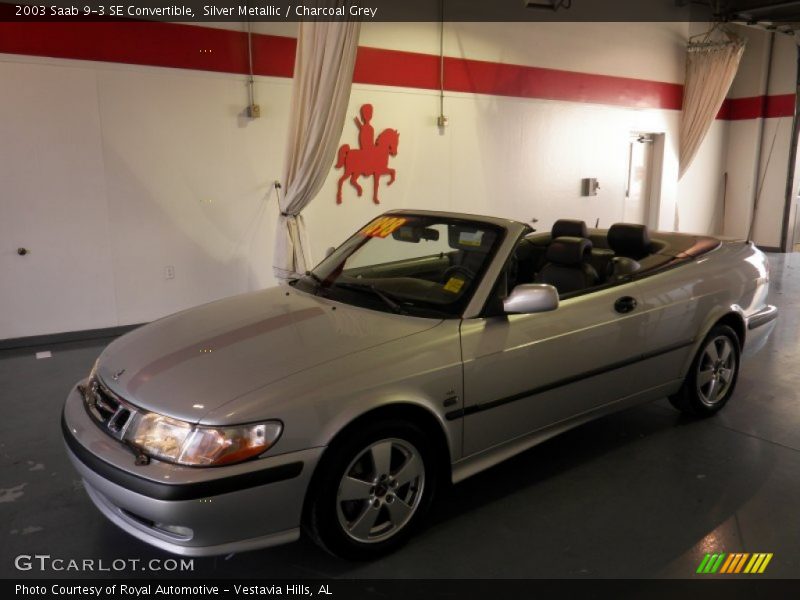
361,216 -> 408,238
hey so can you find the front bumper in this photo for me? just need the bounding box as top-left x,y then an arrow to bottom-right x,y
62,383 -> 324,556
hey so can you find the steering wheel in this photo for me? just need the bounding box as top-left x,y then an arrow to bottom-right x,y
442,264 -> 476,281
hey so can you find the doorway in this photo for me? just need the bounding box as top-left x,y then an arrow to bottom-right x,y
624,132 -> 664,229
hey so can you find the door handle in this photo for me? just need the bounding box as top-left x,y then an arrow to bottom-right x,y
614,296 -> 638,314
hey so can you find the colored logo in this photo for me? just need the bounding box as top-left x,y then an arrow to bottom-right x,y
696,553 -> 773,574
336,104 -> 399,205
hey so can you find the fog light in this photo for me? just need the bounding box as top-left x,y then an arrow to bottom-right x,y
154,523 -> 193,539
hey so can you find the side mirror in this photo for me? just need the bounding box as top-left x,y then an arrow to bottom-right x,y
503,284 -> 559,315
324,246 -> 336,258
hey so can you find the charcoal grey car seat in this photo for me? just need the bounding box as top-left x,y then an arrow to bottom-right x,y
608,223 -> 652,260
551,218 -> 588,240
536,236 -> 599,294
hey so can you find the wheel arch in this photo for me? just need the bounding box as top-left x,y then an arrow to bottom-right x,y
301,401 -> 453,522
716,311 -> 746,349
680,308 -> 746,378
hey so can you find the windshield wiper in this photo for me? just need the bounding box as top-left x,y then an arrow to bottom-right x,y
332,282 -> 408,315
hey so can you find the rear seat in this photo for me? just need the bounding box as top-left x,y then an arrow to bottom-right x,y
517,220 -> 670,286
606,223 -> 652,279
607,223 -> 652,260
587,248 -> 614,282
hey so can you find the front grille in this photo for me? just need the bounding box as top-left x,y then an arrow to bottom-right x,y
82,377 -> 138,439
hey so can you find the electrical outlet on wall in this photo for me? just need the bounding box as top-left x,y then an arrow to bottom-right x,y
165,265 -> 175,280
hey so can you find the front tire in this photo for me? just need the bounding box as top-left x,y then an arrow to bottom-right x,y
305,419 -> 438,560
669,324 -> 740,417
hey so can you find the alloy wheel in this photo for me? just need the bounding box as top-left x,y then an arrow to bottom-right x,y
696,335 -> 736,407
335,438 -> 425,544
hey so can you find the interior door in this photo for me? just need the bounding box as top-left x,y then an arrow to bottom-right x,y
624,134 -> 654,226
0,61 -> 118,340
459,281 -> 666,457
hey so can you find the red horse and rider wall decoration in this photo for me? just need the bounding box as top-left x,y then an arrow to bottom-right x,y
335,104 -> 399,204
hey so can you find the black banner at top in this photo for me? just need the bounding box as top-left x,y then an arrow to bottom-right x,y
0,0 -> 756,23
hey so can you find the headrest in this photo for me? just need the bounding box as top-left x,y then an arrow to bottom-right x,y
608,223 -> 651,258
552,219 -> 588,239
546,236 -> 593,267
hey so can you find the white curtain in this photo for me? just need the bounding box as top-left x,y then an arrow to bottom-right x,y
273,16 -> 361,279
679,30 -> 745,179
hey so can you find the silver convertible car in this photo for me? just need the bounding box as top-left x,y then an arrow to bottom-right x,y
62,210 -> 777,559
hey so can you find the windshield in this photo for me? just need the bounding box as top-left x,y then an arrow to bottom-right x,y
293,215 -> 504,318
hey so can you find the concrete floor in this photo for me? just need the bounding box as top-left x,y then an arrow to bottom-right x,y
2,253 -> 799,579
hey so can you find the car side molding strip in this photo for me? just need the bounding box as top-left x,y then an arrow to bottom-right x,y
446,339 -> 695,421
61,414 -> 303,501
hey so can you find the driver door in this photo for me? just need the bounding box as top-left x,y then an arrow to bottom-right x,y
459,280 -> 657,457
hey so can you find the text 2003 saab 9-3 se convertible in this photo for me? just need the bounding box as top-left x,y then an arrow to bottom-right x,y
62,211 -> 778,559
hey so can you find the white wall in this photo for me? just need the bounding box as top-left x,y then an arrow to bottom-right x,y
0,58 -> 290,337
677,120 -> 729,234
0,21 -> 740,339
308,88 -> 686,240
0,62 -> 118,337
723,26 -> 797,247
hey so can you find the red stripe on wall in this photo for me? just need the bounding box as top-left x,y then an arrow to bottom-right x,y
722,94 -> 796,120
442,56 -> 684,109
353,46 -> 440,90
0,21 -> 295,77
0,20 -> 794,119
353,47 -> 684,109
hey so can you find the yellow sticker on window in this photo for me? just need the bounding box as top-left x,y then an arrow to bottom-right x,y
443,277 -> 465,294
361,216 -> 408,238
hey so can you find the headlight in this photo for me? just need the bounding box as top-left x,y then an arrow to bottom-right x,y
126,413 -> 282,467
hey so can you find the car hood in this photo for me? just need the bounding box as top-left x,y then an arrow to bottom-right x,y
95,285 -> 442,422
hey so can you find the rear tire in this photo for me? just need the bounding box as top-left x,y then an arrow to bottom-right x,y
669,324 -> 740,417
305,419 -> 438,560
